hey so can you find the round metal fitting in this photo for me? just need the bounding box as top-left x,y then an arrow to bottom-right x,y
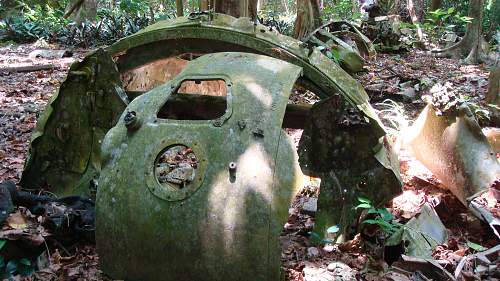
229,162 -> 237,172
124,111 -> 141,131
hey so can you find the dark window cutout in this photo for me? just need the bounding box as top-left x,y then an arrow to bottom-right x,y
157,79 -> 228,120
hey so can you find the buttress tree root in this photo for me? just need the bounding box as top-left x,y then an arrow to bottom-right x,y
431,0 -> 489,64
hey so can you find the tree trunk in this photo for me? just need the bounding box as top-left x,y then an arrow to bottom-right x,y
391,0 -> 423,22
176,0 -> 184,16
293,0 -> 322,40
352,0 -> 359,14
199,0 -> 209,10
257,0 -> 268,11
429,0 -> 442,11
391,0 -> 406,17
149,4 -> 155,19
64,0 -> 97,24
407,0 -> 424,22
248,0 -> 258,19
64,0 -> 84,18
407,0 -> 424,41
433,0 -> 485,64
213,0 -> 258,19
462,0 -> 484,55
282,0 -> 290,13
486,63 -> 499,105
487,0 -> 499,38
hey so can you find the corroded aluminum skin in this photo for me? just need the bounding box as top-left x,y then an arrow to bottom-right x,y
96,53 -> 304,281
22,13 -> 398,196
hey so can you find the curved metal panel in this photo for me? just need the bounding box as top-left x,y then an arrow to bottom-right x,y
96,53 -> 303,280
107,13 -> 375,120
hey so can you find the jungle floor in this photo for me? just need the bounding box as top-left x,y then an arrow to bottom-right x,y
0,42 -> 498,281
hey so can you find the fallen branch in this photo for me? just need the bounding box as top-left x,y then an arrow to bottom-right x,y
0,64 -> 56,73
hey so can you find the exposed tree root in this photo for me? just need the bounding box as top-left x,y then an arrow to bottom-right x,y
430,39 -> 466,54
429,0 -> 488,64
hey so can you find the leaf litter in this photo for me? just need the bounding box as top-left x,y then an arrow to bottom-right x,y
0,43 -> 498,280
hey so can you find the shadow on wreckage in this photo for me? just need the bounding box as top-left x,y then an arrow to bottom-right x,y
6,13 -> 402,280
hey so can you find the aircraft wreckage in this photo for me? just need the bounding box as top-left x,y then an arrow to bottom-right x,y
20,13 -> 401,280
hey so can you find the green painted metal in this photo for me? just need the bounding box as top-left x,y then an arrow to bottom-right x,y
21,13 -> 397,196
107,13 -> 381,123
297,95 -> 401,241
20,49 -> 128,195
18,12 -> 404,280
96,53 -> 304,281
308,33 -> 364,73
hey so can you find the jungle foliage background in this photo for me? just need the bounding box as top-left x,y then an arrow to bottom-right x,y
0,0 -> 498,50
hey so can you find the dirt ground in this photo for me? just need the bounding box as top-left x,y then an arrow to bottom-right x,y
0,42 -> 498,280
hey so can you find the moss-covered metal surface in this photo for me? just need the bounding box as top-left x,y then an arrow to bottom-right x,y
108,13 -> 380,122
18,12 -> 404,280
298,95 -> 401,241
20,49 -> 128,195
21,13 -> 398,196
96,53 -> 304,280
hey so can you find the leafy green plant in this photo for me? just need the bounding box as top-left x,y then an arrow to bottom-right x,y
322,0 -> 362,21
428,7 -> 473,26
309,231 -> 334,245
0,240 -> 35,278
356,197 -> 402,236
425,7 -> 473,39
308,225 -> 340,246
258,9 -> 295,36
3,3 -> 70,42
4,258 -> 34,277
2,0 -> 175,45
119,0 -> 150,15
315,45 -> 341,64
428,8 -> 453,25
466,241 -> 487,252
